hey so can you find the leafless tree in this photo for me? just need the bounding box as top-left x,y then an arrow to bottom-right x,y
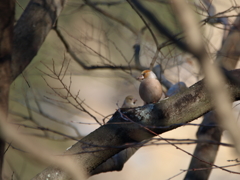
1,0 -> 240,180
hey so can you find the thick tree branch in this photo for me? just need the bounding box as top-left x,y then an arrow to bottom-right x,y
184,112 -> 222,180
90,64 -> 173,175
0,0 -> 15,178
12,0 -> 68,81
91,147 -> 139,175
32,69 -> 240,179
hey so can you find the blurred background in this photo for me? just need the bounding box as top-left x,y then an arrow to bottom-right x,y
4,0 -> 240,179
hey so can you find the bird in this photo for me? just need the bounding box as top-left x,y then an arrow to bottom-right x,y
166,82 -> 187,97
121,95 -> 137,108
138,70 -> 163,104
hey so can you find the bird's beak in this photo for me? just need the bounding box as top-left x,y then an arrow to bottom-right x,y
137,75 -> 144,80
133,99 -> 137,104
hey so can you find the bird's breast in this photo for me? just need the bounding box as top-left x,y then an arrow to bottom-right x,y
139,79 -> 162,103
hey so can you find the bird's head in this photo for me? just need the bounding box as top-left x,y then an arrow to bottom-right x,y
121,95 -> 137,108
137,70 -> 157,80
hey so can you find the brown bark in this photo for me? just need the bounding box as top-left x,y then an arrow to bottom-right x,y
91,147 -> 139,175
0,0 -> 15,179
184,112 -> 222,180
12,0 -> 67,81
91,81 -> 187,175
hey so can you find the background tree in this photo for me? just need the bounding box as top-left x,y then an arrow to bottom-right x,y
1,0 -> 240,180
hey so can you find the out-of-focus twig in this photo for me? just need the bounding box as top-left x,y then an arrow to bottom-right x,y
201,0 -> 230,44
9,99 -> 83,139
84,0 -> 138,35
0,112 -> 87,180
89,0 -> 126,6
127,0 -> 160,70
13,123 -> 78,141
171,0 -> 240,159
185,11 -> 240,179
217,16 -> 240,70
130,0 -> 240,175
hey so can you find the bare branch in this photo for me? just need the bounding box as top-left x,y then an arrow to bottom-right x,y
185,10 -> 240,180
0,112 -> 87,180
39,59 -> 103,125
84,0 -> 138,35
12,0 -> 67,81
14,123 -> 78,141
126,0 -> 159,70
32,69 -> 240,179
128,0 -> 240,159
54,27 -> 146,71
171,0 -> 240,156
